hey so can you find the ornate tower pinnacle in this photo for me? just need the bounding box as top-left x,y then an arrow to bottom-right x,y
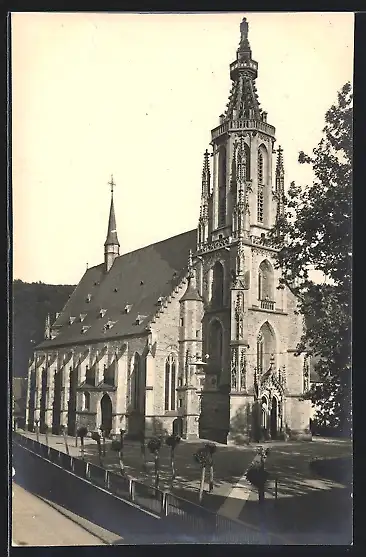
104,174 -> 120,273
275,146 -> 285,217
197,150 -> 211,249
44,313 -> 51,340
224,17 -> 263,122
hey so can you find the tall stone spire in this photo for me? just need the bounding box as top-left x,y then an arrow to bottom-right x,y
197,150 -> 210,248
44,313 -> 51,340
275,146 -> 285,217
104,175 -> 120,273
224,17 -> 263,122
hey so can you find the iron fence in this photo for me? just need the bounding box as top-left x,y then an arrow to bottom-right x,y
133,480 -> 163,515
88,462 -> 107,488
12,432 -> 282,544
108,472 -> 130,499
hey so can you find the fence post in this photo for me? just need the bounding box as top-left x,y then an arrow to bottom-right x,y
275,477 -> 278,501
105,470 -> 110,490
86,462 -> 90,480
161,491 -> 168,517
129,479 -> 135,502
70,457 -> 75,473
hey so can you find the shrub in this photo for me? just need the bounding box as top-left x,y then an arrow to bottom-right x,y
147,436 -> 162,454
166,434 -> 181,448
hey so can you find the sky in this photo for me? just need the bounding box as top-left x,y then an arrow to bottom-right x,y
11,12 -> 354,285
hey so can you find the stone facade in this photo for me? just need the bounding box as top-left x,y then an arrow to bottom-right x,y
25,17 -> 311,443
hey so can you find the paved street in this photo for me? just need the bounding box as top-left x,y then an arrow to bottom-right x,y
12,483 -> 107,546
16,431 -> 352,544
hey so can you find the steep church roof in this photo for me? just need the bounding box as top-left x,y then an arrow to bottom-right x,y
37,229 -> 196,349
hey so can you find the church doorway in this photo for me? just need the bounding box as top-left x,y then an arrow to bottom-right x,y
270,396 -> 278,440
100,393 -> 112,436
172,417 -> 183,437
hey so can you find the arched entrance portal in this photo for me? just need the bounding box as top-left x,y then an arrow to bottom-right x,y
270,396 -> 278,440
100,393 -> 112,436
172,417 -> 183,437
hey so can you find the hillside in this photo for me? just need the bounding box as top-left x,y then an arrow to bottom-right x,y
12,280 -> 76,378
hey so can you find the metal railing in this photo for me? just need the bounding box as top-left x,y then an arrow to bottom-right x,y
12,432 -> 280,543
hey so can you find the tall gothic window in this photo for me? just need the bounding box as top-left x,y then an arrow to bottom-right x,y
164,354 -> 177,411
83,391 -> 90,411
218,145 -> 227,226
244,143 -> 251,180
211,261 -> 224,307
257,145 -> 267,224
131,353 -> 141,411
258,260 -> 274,300
209,320 -> 224,374
85,364 -> 95,386
257,322 -> 276,376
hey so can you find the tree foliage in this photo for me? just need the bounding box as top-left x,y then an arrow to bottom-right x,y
13,280 -> 75,377
269,82 -> 352,436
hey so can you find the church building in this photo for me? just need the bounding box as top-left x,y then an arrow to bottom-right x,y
25,18 -> 311,443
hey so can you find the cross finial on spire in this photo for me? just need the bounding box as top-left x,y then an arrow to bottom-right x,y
240,17 -> 249,41
108,174 -> 115,195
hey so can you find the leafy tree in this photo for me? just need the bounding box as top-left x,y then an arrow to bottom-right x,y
12,280 -> 75,378
246,447 -> 270,504
193,443 -> 217,502
147,437 -> 162,489
77,426 -> 88,460
165,434 -> 181,486
269,82 -> 352,436
60,425 -> 70,455
91,431 -> 103,466
111,429 -> 126,475
204,442 -> 216,493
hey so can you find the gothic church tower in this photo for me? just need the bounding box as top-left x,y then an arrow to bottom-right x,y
194,18 -> 309,443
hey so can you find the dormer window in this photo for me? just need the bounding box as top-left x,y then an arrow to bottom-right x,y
50,330 -> 59,340
157,297 -> 164,305
99,309 -> 107,318
80,314 -> 87,322
69,316 -> 76,325
86,294 -> 92,303
124,304 -> 132,314
135,315 -> 146,325
103,320 -> 116,332
55,312 -> 60,319
81,326 -> 90,334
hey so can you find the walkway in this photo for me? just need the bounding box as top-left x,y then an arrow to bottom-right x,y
12,483 -> 108,546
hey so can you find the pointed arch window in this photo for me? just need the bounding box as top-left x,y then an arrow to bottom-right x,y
164,354 -> 177,411
258,260 -> 274,301
131,353 -> 141,411
212,261 -> 224,307
244,143 -> 251,181
82,391 -> 90,411
208,319 -> 224,377
218,145 -> 227,226
257,323 -> 276,376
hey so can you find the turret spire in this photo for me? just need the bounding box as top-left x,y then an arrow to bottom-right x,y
44,313 -> 51,340
197,150 -> 210,249
224,18 -> 263,122
180,250 -> 202,302
275,146 -> 285,217
104,175 -> 120,272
